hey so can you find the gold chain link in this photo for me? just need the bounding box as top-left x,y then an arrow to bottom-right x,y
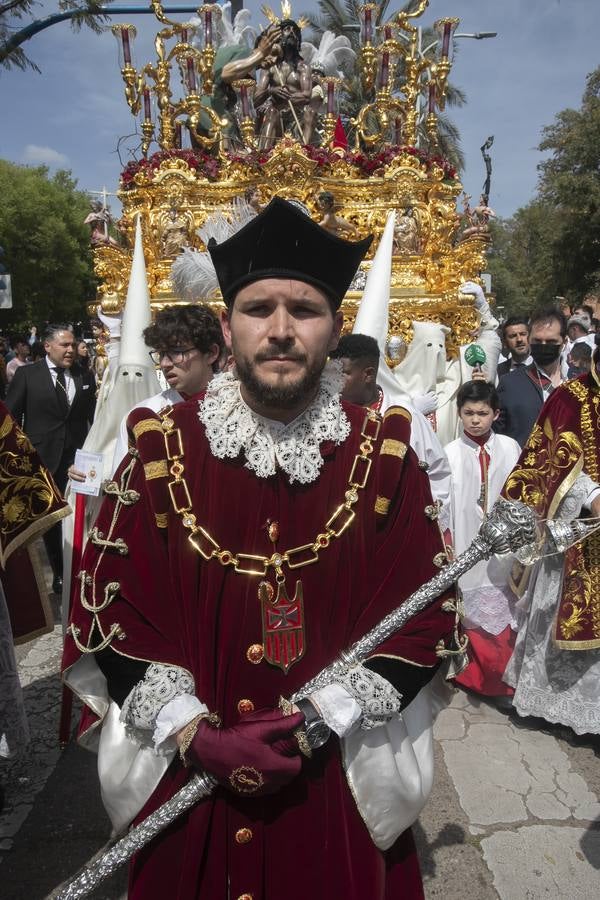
157,405 -> 381,576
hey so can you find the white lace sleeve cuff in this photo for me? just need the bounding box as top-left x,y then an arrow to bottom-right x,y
120,662 -> 202,755
153,695 -> 208,754
310,684 -> 362,737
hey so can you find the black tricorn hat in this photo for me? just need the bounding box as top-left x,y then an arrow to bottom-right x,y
207,197 -> 372,308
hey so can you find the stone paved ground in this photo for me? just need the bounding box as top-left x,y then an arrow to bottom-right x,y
2,626 -> 599,899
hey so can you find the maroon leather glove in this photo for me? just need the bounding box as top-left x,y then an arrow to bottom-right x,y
187,708 -> 305,797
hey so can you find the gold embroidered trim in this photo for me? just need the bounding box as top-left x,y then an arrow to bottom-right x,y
155,512 -> 168,528
374,495 -> 391,515
383,407 -> 412,423
144,460 -> 169,480
380,438 -> 407,459
133,418 -> 165,440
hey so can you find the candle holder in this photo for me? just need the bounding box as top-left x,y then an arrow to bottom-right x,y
358,4 -> 380,93
432,17 -> 458,109
195,4 -> 222,94
232,78 -> 257,148
178,50 -> 199,96
112,23 -> 137,69
320,76 -> 342,146
434,18 -> 459,62
140,86 -> 155,156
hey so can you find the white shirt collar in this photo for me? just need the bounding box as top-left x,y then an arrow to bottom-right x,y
45,355 -> 71,376
198,362 -> 351,484
461,431 -> 496,452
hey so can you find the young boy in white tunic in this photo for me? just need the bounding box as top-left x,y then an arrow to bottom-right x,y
445,381 -> 521,698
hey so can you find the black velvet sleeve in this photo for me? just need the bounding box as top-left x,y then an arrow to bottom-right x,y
96,648 -> 149,707
364,657 -> 441,710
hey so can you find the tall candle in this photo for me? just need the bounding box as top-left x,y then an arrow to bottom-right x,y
364,8 -> 372,44
394,117 -> 402,145
327,80 -> 335,115
428,82 -> 436,113
378,51 -> 390,89
121,28 -> 132,65
186,57 -> 197,93
441,23 -> 452,59
143,88 -> 152,121
240,84 -> 249,118
205,10 -> 213,47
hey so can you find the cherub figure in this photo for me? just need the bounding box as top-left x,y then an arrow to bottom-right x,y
316,191 -> 358,238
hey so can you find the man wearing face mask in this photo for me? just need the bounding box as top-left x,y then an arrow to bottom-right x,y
495,307 -> 567,446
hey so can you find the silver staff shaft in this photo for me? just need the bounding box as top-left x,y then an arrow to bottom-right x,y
54,499 -> 543,899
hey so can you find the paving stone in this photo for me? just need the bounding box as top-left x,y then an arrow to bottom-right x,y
433,708 -> 466,741
481,824 -> 600,899
442,723 -> 530,825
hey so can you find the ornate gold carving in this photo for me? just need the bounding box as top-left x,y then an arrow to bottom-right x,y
93,140 -> 489,353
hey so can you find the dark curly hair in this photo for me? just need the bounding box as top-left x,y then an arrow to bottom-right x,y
143,304 -> 224,370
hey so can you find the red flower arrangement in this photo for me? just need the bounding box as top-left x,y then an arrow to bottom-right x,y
120,144 -> 457,189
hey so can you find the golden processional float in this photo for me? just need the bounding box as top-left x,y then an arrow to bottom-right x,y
93,0 -> 491,358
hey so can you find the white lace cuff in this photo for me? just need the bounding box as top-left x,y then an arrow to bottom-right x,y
120,662 -> 197,753
311,684 -> 362,737
153,694 -> 208,753
329,664 -> 403,730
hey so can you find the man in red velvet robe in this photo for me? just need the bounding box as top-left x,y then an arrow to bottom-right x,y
63,199 -> 460,899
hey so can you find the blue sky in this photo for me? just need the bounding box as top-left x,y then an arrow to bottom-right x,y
1,0 -> 598,218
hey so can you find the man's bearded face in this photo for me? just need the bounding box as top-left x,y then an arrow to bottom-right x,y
281,21 -> 300,51
223,278 -> 342,413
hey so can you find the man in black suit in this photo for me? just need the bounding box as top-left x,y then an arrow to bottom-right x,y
495,307 -> 566,446
6,324 -> 96,590
497,315 -> 531,379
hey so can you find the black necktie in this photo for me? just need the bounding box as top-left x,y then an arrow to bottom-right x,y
55,367 -> 70,415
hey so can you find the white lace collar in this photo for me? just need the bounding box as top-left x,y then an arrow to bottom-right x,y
198,362 -> 351,484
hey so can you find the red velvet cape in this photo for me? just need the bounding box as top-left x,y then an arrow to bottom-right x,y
64,399 -> 456,900
503,371 -> 600,649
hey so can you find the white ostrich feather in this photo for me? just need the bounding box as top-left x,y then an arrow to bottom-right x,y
171,199 -> 257,301
171,248 -> 220,300
301,31 -> 355,77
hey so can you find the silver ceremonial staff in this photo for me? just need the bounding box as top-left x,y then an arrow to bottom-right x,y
53,499 -> 596,900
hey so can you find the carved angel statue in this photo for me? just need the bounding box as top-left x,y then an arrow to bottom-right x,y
84,200 -> 120,248
460,192 -> 496,241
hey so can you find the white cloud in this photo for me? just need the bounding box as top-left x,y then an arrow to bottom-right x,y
23,144 -> 69,166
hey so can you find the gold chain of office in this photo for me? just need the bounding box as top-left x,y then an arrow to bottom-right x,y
157,405 -> 381,578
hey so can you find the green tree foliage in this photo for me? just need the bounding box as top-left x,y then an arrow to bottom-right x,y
486,203 -> 562,317
536,67 -> 600,299
304,0 -> 466,168
489,66 -> 600,314
0,0 -> 107,72
0,160 -> 95,329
